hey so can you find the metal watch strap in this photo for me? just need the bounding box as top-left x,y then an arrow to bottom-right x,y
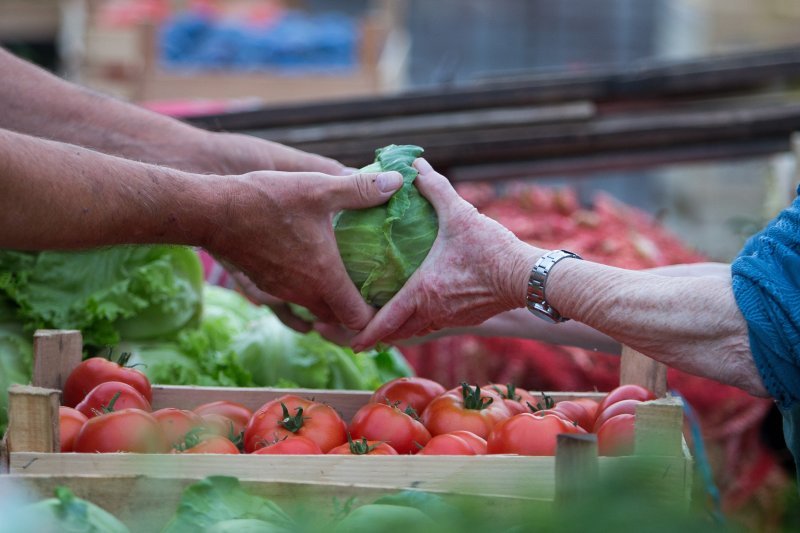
526,249 -> 582,323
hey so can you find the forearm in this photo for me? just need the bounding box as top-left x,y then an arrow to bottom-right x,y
0,48 -> 220,173
0,128 -> 220,249
542,257 -> 767,395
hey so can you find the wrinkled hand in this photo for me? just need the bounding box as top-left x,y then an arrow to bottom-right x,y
351,159 -> 544,350
206,169 -> 403,331
206,132 -> 352,175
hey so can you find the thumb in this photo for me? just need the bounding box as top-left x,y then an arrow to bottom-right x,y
328,171 -> 404,210
412,158 -> 465,215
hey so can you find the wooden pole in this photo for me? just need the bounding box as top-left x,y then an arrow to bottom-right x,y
620,345 -> 667,397
33,329 -> 82,391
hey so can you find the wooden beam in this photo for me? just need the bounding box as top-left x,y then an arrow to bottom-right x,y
187,45 -> 800,130
620,346 -> 668,398
266,100 -> 800,169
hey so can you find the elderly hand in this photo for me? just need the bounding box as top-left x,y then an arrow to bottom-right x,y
351,159 -> 544,350
206,169 -> 403,331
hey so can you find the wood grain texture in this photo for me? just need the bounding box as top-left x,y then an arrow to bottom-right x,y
7,385 -> 60,453
555,433 -> 598,506
620,345 -> 668,397
32,330 -> 82,392
634,396 -> 685,458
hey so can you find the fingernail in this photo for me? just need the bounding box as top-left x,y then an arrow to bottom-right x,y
376,171 -> 403,193
341,166 -> 359,175
351,343 -> 365,352
414,158 -> 433,173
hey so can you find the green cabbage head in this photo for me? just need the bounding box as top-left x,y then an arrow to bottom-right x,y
334,145 -> 438,306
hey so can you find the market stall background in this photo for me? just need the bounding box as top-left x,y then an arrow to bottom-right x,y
2,0 -> 800,530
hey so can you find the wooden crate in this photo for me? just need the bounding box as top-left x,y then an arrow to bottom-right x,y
80,0 -> 409,103
1,330 -> 692,505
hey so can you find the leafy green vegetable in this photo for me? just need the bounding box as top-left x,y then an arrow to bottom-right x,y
16,486 -> 129,533
162,477 -> 295,533
0,319 -> 32,434
334,145 -> 438,306
124,286 -> 412,391
333,504 -> 436,533
0,246 -> 203,346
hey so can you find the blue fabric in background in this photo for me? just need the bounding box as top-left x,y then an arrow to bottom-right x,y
160,10 -> 358,72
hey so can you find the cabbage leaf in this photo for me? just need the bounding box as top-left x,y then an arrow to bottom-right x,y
334,145 -> 438,306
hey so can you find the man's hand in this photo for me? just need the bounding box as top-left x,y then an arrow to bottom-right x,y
203,131 -> 353,176
351,159 -> 543,350
207,170 -> 403,331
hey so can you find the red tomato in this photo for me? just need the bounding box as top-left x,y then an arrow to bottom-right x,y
75,381 -> 151,418
597,385 -> 656,414
349,403 -> 431,455
487,413 -> 584,456
178,435 -> 240,455
417,433 -> 476,455
73,409 -> 167,453
593,399 -> 641,432
597,414 -> 636,456
552,400 -> 594,431
59,406 -> 87,452
571,398 -> 600,422
531,408 -> 574,424
63,356 -> 152,408
245,395 -> 346,453
252,435 -> 322,455
152,408 -> 204,448
482,383 -> 539,416
422,383 -> 511,438
193,401 -> 252,436
371,377 -> 446,414
327,436 -> 398,456
448,430 -> 488,454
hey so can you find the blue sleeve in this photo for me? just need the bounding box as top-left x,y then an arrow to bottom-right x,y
732,185 -> 800,483
731,185 -> 800,409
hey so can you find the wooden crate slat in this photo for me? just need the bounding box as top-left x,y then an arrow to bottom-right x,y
8,453 -> 559,500
555,433 -> 598,506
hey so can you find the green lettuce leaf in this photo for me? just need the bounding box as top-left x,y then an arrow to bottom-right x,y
0,246 -> 203,347
0,319 -> 32,434
334,145 -> 438,306
16,486 -> 129,533
162,477 -> 294,533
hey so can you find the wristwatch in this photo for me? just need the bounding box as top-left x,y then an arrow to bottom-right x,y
526,249 -> 582,323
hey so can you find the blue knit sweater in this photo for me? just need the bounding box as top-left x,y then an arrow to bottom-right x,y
731,184 -> 800,480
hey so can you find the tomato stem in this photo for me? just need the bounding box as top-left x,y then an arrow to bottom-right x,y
346,433 -> 381,455
101,391 -> 122,414
460,382 -> 493,410
279,403 -> 305,433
